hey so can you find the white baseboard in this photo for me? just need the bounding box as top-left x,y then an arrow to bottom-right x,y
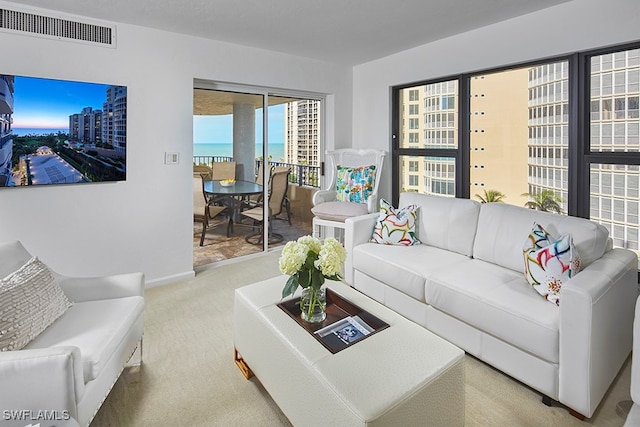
145,271 -> 195,288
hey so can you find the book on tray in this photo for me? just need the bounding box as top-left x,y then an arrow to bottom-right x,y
314,315 -> 374,345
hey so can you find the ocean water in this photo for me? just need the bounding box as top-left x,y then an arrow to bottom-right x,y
194,142 -> 285,161
13,128 -> 68,136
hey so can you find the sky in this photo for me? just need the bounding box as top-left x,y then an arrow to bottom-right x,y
193,104 -> 285,145
11,75 -> 113,129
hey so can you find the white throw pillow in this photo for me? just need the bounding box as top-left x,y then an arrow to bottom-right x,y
0,257 -> 73,351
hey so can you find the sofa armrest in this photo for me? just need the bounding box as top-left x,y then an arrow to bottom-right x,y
631,295 -> 640,406
56,272 -> 145,303
0,346 -> 84,418
312,189 -> 336,206
344,212 -> 379,285
559,248 -> 638,417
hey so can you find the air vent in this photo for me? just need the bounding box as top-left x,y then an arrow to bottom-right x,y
0,6 -> 115,47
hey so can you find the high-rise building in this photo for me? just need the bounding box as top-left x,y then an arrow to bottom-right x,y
284,100 -> 320,166
103,85 -> 127,153
69,106 -> 102,144
587,50 -> 640,252
399,82 -> 458,196
0,75 -> 14,186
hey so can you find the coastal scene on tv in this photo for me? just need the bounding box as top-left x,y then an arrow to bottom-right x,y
0,74 -> 127,187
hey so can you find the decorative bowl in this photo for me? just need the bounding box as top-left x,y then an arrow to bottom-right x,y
220,179 -> 236,187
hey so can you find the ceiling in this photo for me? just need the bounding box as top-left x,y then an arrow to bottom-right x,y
11,0 -> 569,66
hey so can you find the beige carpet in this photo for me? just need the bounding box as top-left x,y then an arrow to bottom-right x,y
91,252 -> 632,426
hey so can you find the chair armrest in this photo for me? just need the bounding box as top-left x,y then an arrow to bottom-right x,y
312,190 -> 336,206
559,248 -> 638,417
366,193 -> 379,214
55,272 -> 145,303
0,346 -> 84,417
344,212 -> 379,285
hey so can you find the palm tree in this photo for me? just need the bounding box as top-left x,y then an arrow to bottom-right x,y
521,190 -> 564,213
475,189 -> 506,203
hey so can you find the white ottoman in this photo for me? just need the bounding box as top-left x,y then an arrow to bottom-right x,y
234,277 -> 465,426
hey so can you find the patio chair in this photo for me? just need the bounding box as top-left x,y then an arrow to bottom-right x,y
193,164 -> 213,181
240,167 -> 290,245
273,165 -> 292,225
312,149 -> 386,240
211,161 -> 236,181
246,161 -> 271,208
193,173 -> 231,245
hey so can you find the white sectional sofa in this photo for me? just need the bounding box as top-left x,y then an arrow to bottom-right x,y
344,193 -> 638,419
0,240 -> 145,427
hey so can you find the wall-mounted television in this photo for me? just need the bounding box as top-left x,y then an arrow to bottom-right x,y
0,74 -> 127,188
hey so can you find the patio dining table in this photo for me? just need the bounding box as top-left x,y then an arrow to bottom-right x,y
203,180 -> 263,224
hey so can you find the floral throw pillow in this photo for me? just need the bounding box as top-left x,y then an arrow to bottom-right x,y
336,165 -> 376,204
370,199 -> 420,246
523,222 -> 552,252
523,228 -> 581,306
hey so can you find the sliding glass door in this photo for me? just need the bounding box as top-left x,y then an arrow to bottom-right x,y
192,81 -> 321,267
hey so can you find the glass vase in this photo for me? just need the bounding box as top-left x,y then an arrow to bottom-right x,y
300,287 -> 327,323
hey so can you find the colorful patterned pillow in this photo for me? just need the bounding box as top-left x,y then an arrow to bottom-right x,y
523,222 -> 552,252
370,199 -> 420,246
522,222 -> 552,278
524,232 -> 581,306
336,165 -> 376,204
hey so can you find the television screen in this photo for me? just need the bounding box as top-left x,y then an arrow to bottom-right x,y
0,74 -> 127,188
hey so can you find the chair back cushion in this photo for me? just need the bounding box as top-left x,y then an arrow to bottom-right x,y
269,169 -> 289,216
212,161 -> 236,181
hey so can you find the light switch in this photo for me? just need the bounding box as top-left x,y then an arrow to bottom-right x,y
165,152 -> 180,165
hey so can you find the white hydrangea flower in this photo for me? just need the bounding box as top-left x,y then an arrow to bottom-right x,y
297,235 -> 322,255
315,237 -> 347,277
278,240 -> 307,275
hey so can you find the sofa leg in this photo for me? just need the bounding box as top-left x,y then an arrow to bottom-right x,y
234,348 -> 253,379
568,408 -> 586,421
127,337 -> 143,367
541,396 -> 586,420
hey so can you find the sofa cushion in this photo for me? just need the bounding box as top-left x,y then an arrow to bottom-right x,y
352,243 -> 470,302
398,192 -> 480,257
312,201 -> 369,222
370,199 -> 420,246
0,257 -> 73,351
25,296 -> 145,383
426,258 -> 560,363
474,203 -> 609,273
336,164 -> 376,203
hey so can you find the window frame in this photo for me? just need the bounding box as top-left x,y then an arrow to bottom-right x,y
391,41 -> 640,221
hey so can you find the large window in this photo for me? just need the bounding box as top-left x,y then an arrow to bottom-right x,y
392,42 -> 640,259
588,48 -> 640,253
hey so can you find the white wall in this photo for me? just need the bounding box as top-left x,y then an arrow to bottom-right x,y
353,0 -> 640,204
0,2 -> 353,285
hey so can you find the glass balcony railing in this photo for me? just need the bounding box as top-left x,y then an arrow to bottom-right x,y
194,156 -> 320,188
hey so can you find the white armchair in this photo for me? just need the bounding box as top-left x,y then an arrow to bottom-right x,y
312,149 -> 386,240
0,240 -> 144,427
